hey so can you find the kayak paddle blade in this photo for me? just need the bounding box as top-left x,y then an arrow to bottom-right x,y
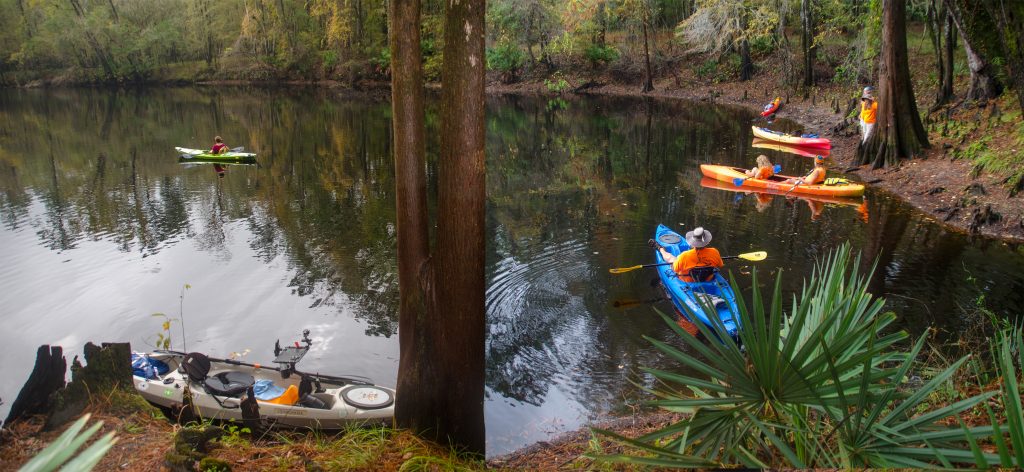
737,251 -> 768,262
773,164 -> 782,173
609,265 -> 644,274
732,177 -> 747,187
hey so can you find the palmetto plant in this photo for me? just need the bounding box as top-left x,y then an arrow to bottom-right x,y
589,244 -> 1022,468
18,414 -> 116,472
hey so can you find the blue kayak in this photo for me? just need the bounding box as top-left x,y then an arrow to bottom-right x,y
654,224 -> 740,338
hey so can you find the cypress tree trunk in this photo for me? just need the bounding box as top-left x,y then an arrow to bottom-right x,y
985,0 -> 1024,113
389,0 -> 437,449
434,0 -> 487,455
801,0 -> 815,87
641,13 -> 654,92
739,10 -> 753,81
942,10 -> 955,99
858,0 -> 929,168
945,0 -> 1002,102
390,0 -> 487,456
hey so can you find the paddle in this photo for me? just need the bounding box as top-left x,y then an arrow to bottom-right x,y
609,251 -> 768,274
733,164 -> 783,186
783,178 -> 805,196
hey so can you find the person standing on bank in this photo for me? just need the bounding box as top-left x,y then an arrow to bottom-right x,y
859,86 -> 878,143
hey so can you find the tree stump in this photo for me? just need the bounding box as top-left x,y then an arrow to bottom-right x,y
4,345 -> 66,426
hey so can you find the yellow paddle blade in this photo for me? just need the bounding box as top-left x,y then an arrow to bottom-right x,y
737,251 -> 768,261
609,265 -> 644,274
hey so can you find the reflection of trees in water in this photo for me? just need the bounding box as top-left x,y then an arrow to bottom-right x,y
482,96 -> 747,408
0,88 -> 401,336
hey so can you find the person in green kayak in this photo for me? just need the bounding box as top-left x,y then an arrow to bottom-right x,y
649,227 -> 724,282
211,136 -> 229,155
784,155 -> 827,186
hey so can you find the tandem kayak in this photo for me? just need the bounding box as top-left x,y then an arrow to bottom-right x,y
751,138 -> 830,158
751,126 -> 831,149
654,224 -> 740,338
700,164 -> 865,197
133,331 -> 394,429
760,97 -> 782,117
699,177 -> 865,208
176,147 -> 257,162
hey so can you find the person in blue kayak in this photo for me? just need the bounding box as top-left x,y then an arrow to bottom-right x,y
211,136 -> 229,154
649,227 -> 724,282
784,155 -> 827,186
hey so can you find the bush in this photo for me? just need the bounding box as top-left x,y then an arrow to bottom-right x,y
486,41 -> 525,83
584,44 -> 619,68
543,72 -> 570,93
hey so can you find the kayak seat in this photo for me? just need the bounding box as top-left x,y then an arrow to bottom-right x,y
688,266 -> 718,283
204,371 -> 256,397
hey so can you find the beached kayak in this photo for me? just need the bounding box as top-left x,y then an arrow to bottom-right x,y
701,164 -> 865,197
751,138 -> 830,158
654,224 -> 740,338
751,126 -> 831,149
176,147 -> 257,162
760,97 -> 782,117
133,331 -> 394,429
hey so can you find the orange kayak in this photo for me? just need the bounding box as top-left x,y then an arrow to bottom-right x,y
700,164 -> 865,197
751,138 -> 830,158
751,126 -> 831,149
760,97 -> 782,117
699,177 -> 863,207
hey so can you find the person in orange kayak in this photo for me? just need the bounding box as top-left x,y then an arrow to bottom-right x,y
211,136 -> 229,154
784,155 -> 827,186
859,86 -> 877,143
744,154 -> 775,180
649,227 -> 723,282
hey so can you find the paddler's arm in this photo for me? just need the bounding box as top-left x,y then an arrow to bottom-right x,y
658,247 -> 677,263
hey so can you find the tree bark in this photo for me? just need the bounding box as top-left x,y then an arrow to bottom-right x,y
801,0 -> 815,87
858,0 -> 929,168
942,10 -> 955,100
985,0 -> 1024,113
945,0 -> 1002,102
389,0 -> 435,445
434,0 -> 487,455
641,13 -> 654,92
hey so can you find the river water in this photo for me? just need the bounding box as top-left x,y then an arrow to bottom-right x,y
1,88 -> 1022,455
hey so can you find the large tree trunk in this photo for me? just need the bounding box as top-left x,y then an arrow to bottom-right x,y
985,0 -> 1024,113
945,0 -> 1002,102
389,0 -> 437,449
858,0 -> 929,168
641,13 -> 654,92
436,0 -> 487,455
801,0 -> 815,87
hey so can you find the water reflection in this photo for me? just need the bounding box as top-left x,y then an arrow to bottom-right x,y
0,89 -> 1022,456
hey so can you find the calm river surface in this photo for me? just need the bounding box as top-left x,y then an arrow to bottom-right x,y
1,88 -> 1022,455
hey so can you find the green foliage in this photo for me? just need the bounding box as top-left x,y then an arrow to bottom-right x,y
584,44 -> 619,68
151,313 -> 177,350
486,40 -> 525,74
18,414 -> 116,472
589,244 -> 1018,468
543,71 -> 571,93
219,422 -> 252,447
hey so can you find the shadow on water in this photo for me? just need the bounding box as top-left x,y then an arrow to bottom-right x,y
0,88 -> 1022,455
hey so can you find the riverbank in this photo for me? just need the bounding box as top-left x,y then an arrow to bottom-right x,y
487,70 -> 1024,243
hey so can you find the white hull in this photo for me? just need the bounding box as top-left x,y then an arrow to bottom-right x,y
134,352 -> 394,429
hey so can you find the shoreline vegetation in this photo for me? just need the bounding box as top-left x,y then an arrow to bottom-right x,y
5,36 -> 1023,243
1,245 -> 1021,470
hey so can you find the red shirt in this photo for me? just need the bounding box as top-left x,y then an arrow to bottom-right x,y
211,143 -> 228,154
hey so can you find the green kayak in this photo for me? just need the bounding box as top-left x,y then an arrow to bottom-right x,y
176,147 -> 256,162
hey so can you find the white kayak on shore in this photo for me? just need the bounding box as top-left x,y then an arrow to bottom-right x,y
132,331 -> 394,429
